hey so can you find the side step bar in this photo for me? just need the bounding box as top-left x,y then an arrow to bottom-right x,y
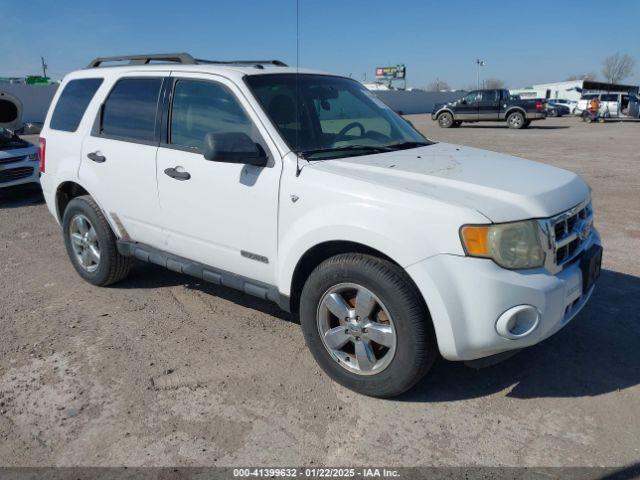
117,240 -> 290,312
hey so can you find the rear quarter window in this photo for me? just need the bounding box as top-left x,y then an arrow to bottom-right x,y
50,78 -> 103,132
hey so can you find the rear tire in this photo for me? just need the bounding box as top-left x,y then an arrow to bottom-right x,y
299,253 -> 437,398
62,195 -> 133,286
437,112 -> 454,128
507,111 -> 526,129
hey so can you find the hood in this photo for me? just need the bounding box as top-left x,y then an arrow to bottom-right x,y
309,143 -> 589,223
0,90 -> 23,130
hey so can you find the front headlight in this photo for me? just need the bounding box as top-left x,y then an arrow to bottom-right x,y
460,220 -> 546,269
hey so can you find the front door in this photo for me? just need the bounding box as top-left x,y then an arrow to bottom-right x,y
156,74 -> 281,285
79,73 -> 166,248
455,91 -> 480,120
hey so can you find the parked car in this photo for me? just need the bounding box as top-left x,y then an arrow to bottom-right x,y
432,89 -> 546,129
575,92 -> 630,117
39,53 -> 602,397
545,99 -> 575,116
0,90 -> 40,188
628,93 -> 640,118
15,121 -> 44,135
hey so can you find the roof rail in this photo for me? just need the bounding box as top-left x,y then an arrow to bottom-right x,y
195,59 -> 288,67
86,53 -> 288,69
87,53 -> 197,68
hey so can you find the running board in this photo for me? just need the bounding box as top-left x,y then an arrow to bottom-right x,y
116,240 -> 290,312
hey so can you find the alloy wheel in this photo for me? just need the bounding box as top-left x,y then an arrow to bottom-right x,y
69,214 -> 101,272
316,283 -> 397,375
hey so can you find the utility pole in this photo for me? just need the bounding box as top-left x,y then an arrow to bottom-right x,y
476,59 -> 485,89
41,56 -> 48,79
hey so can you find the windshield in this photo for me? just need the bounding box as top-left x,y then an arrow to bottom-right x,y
245,74 -> 431,160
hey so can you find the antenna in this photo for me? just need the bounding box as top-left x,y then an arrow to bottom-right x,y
41,56 -> 48,79
295,0 -> 302,177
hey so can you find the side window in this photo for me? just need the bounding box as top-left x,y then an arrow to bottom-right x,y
481,90 -> 497,102
50,78 -> 103,132
170,79 -> 255,151
462,91 -> 480,103
101,78 -> 162,142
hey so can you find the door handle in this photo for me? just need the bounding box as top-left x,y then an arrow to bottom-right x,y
87,151 -> 106,163
164,167 -> 191,181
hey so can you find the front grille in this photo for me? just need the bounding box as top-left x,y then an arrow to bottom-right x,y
550,201 -> 593,268
0,167 -> 34,184
0,155 -> 27,165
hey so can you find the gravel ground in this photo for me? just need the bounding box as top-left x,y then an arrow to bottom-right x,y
0,116 -> 638,467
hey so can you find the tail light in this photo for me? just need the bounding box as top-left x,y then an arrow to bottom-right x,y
38,137 -> 46,173
535,100 -> 543,112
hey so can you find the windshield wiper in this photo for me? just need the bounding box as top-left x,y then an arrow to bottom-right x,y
301,144 -> 394,158
381,141 -> 432,150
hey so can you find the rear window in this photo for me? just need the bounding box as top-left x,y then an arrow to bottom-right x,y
50,78 -> 103,132
100,78 -> 162,142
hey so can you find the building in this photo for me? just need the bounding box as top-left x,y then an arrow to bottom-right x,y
511,80 -> 640,102
511,81 -> 584,102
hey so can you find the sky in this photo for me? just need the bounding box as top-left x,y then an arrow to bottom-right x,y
2,0 -> 639,89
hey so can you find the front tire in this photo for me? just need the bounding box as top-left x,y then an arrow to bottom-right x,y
62,195 -> 133,286
507,111 -> 526,129
437,112 -> 454,128
299,253 -> 437,398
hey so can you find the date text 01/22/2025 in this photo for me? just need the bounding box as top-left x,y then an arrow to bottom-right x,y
232,467 -> 400,478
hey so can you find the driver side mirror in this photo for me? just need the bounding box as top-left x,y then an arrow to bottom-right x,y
460,99 -> 467,105
202,132 -> 268,167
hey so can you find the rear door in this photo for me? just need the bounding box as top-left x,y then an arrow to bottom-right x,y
455,91 -> 480,120
79,73 -> 166,248
478,90 -> 499,120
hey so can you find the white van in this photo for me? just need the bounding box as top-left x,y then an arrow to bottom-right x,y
575,92 -> 631,117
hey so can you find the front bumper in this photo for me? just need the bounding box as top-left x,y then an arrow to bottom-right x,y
0,155 -> 40,188
406,230 -> 601,361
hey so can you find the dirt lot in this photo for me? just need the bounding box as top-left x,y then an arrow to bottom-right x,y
0,117 -> 639,467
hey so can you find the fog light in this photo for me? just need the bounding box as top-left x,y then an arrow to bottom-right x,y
496,305 -> 540,339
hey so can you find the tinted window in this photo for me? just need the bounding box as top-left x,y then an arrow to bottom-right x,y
50,78 -> 103,132
601,94 -> 618,102
170,80 -> 256,150
481,90 -> 498,101
101,78 -> 162,141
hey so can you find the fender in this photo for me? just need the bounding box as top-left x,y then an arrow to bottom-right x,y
434,107 -> 455,119
504,106 -> 527,119
277,200 -> 469,296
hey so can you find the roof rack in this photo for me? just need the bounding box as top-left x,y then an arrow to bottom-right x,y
195,59 -> 288,67
86,53 -> 288,69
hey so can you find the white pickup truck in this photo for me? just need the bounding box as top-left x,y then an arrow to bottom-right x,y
39,54 -> 602,397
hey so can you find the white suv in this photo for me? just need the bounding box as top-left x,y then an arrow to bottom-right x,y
39,53 -> 602,397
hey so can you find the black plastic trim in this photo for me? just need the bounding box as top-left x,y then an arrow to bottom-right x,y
116,240 -> 290,312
